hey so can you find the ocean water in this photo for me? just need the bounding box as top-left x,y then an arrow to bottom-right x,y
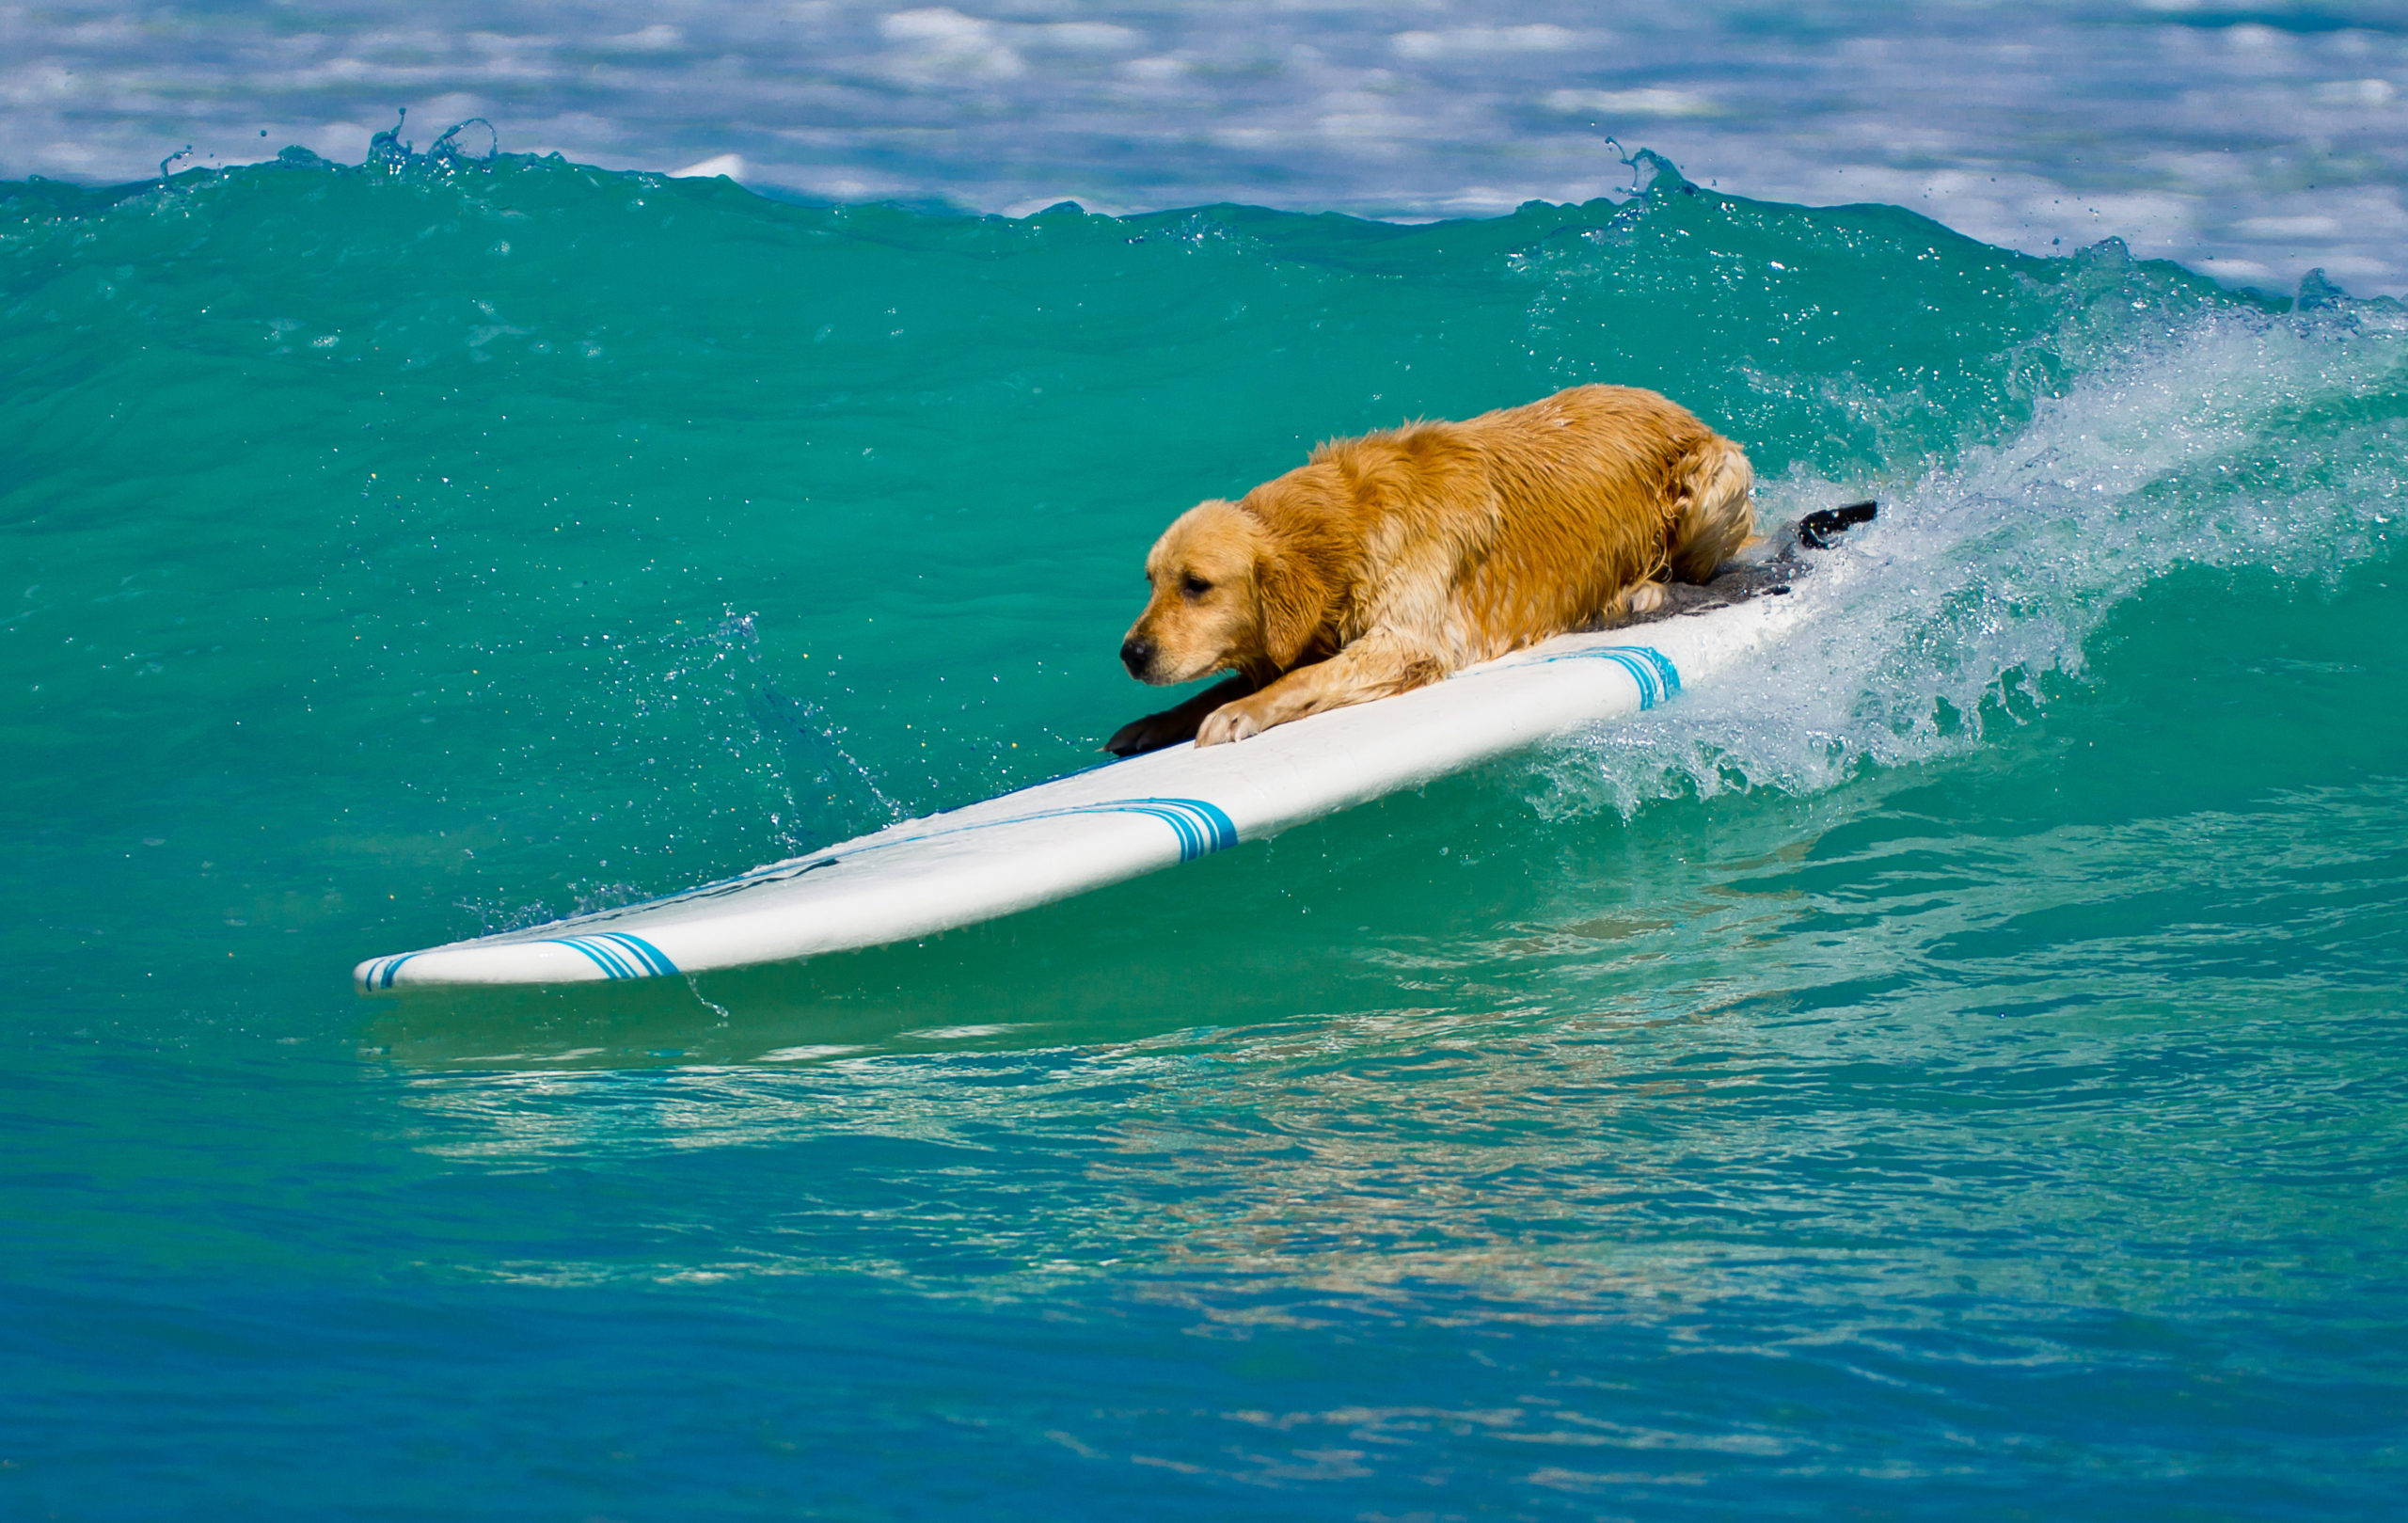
9,0 -> 2408,296
5,145 -> 2407,1517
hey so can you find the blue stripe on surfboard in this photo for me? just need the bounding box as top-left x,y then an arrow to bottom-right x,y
1511,644 -> 1682,709
595,931 -> 678,976
1596,650 -> 1663,708
1077,797 -> 1237,862
515,933 -> 682,980
1624,644 -> 1682,699
547,937 -> 636,978
1118,803 -> 1200,860
786,793 -> 1237,869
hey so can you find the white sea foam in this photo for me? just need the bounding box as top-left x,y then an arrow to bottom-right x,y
1545,304 -> 2408,816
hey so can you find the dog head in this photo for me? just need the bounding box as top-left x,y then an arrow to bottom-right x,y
1120,500 -> 1262,686
1120,498 -> 1331,685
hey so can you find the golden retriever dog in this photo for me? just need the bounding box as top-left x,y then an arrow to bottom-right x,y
1106,384 -> 1754,755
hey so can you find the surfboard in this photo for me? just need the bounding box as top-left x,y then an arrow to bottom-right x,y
354,536 -> 1845,992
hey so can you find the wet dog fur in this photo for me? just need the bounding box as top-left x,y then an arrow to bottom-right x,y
1107,384 -> 1753,754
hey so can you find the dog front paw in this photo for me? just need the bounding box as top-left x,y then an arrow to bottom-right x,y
1194,701 -> 1264,747
1104,709 -> 1196,756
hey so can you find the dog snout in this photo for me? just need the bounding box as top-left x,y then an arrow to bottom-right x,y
1120,636 -> 1155,678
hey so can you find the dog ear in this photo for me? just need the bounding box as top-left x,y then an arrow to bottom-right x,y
1253,528 -> 1328,672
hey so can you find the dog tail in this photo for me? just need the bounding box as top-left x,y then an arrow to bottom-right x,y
1665,433 -> 1755,584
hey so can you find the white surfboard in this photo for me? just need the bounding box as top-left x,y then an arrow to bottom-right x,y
354,589 -> 1807,991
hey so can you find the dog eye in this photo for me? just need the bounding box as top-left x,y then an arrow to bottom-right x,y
1181,575 -> 1212,597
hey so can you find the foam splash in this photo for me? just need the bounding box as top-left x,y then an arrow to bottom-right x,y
749,685 -> 902,851
1545,302 -> 2408,817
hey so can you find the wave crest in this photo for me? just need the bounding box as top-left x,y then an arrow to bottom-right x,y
1543,302 -> 2408,817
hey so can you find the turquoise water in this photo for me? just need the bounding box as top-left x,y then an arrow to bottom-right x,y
6,149 -> 2406,1516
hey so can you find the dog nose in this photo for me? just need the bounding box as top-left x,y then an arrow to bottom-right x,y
1120,637 -> 1154,677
